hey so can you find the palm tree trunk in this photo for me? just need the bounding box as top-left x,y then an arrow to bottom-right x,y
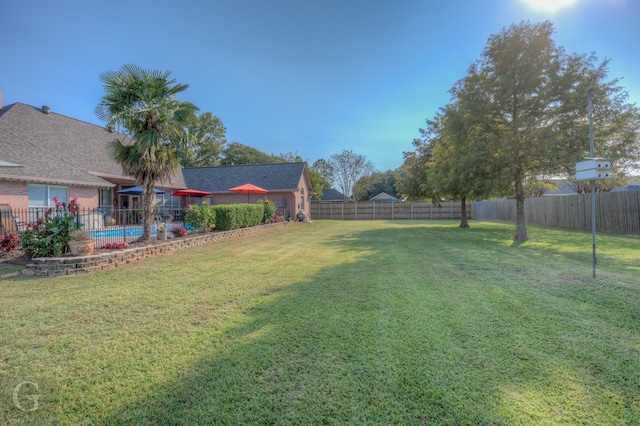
141,178 -> 156,241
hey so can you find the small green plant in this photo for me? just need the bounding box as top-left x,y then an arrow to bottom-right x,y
184,202 -> 216,232
20,197 -> 82,258
155,216 -> 171,233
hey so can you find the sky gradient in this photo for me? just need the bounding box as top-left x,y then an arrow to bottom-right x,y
2,0 -> 638,172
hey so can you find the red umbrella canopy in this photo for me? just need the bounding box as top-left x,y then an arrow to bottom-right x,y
228,183 -> 268,194
171,189 -> 213,197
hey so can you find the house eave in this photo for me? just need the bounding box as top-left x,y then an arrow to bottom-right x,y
0,173 -> 115,188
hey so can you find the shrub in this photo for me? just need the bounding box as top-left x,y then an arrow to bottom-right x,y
20,197 -> 82,258
0,231 -> 20,253
184,202 -> 216,232
257,198 -> 277,223
171,226 -> 188,237
214,204 -> 263,231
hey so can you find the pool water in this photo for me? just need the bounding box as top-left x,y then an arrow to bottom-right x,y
91,225 -> 174,239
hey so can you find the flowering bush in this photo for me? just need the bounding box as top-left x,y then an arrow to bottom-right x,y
184,202 -> 216,232
171,226 -> 188,237
0,231 -> 20,253
20,197 -> 82,258
257,198 -> 277,223
100,242 -> 129,250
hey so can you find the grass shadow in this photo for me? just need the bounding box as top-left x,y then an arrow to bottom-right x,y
95,221 -> 639,424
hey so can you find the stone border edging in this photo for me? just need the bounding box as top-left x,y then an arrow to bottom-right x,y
22,222 -> 287,277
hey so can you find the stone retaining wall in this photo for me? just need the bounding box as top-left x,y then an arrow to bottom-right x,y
22,222 -> 287,277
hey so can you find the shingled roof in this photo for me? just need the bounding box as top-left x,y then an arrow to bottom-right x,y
316,188 -> 346,201
182,162 -> 310,192
0,102 -> 185,188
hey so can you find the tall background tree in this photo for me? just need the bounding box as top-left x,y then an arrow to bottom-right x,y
96,64 -> 198,240
220,142 -> 276,165
353,170 -> 398,201
327,150 -> 375,201
435,102 -> 500,227
308,159 -> 333,200
448,21 -> 638,240
169,111 -> 227,167
396,133 -> 435,202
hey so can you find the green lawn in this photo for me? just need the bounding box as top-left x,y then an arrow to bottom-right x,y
1,220 -> 639,425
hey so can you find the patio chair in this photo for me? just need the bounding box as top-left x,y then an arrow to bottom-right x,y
13,215 -> 28,232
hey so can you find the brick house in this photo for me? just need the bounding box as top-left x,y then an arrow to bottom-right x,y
0,102 -> 187,214
182,163 -> 313,221
0,101 -> 313,227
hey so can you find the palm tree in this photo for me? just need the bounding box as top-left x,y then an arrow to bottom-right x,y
96,64 -> 198,241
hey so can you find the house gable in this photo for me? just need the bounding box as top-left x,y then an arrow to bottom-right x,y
182,162 -> 313,217
0,102 -> 186,188
182,162 -> 311,193
0,103 -> 125,187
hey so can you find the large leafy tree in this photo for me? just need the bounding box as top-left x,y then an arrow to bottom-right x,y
308,159 -> 333,200
169,111 -> 227,167
396,134 -> 436,202
327,150 -> 375,201
220,142 -> 279,165
96,64 -> 198,241
426,105 -> 495,228
354,170 -> 398,201
453,21 -> 633,241
308,169 -> 331,200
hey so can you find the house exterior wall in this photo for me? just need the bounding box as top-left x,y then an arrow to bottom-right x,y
70,187 -> 100,209
0,180 -> 100,210
295,172 -> 312,218
0,180 -> 28,209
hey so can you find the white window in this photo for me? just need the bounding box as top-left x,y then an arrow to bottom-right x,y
28,184 -> 68,208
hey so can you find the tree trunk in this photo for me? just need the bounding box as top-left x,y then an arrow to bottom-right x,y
141,178 -> 156,241
459,196 -> 470,228
513,179 -> 529,241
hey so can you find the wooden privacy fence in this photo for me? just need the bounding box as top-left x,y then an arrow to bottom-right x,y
472,191 -> 640,235
310,201 -> 471,220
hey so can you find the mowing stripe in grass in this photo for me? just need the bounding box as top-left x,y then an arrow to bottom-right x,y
1,221 -> 638,424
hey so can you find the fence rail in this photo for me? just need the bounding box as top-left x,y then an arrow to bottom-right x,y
472,191 -> 640,235
0,206 -> 187,247
310,201 -> 471,221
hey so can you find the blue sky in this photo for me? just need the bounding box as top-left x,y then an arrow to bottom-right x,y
2,0 -> 638,172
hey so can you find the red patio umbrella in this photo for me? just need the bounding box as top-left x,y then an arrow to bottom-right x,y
228,183 -> 268,202
171,189 -> 214,197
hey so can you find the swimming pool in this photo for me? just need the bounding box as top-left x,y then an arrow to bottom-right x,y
91,225 -> 174,239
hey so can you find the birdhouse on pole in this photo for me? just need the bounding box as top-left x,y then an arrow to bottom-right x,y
575,157 -> 612,181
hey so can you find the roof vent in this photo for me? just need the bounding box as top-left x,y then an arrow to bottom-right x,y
42,105 -> 51,114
